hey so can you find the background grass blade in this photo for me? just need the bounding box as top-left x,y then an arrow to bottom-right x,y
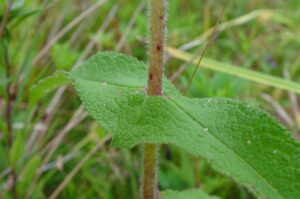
167,47 -> 300,95
161,189 -> 221,199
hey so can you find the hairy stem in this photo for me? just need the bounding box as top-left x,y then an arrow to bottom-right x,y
143,0 -> 166,199
142,144 -> 159,199
147,0 -> 166,96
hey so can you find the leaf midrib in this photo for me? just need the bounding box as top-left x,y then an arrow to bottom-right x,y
169,98 -> 284,199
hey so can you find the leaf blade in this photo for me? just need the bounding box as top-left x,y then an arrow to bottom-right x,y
29,70 -> 71,107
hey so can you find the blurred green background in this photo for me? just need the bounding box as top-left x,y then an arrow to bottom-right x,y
1,0 -> 300,198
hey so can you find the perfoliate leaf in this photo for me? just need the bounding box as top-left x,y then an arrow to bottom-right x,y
161,189 -> 220,199
29,70 -> 71,107
70,52 -> 300,199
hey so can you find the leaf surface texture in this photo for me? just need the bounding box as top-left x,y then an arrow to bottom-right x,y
70,52 -> 300,199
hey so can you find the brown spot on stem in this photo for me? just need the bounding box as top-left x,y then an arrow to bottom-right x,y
149,73 -> 153,80
160,15 -> 163,20
156,44 -> 161,51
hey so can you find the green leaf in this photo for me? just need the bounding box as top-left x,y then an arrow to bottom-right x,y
70,52 -> 300,199
29,71 -> 71,107
19,155 -> 41,195
0,144 -> 9,168
9,133 -> 25,167
161,189 -> 220,199
10,7 -> 41,27
51,43 -> 79,70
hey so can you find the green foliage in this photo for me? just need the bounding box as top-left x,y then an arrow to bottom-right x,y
1,0 -> 300,198
161,189 -> 220,199
51,43 -> 79,70
19,156 -> 41,195
9,133 -> 24,167
0,0 -> 40,27
29,70 -> 71,107
70,52 -> 300,199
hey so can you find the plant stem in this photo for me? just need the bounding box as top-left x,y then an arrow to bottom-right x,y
0,0 -> 13,38
1,2 -> 18,196
4,44 -> 13,147
147,0 -> 166,96
143,144 -> 159,199
3,34 -> 18,199
143,0 -> 166,199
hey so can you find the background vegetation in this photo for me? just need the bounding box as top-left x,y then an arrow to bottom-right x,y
1,0 -> 300,198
